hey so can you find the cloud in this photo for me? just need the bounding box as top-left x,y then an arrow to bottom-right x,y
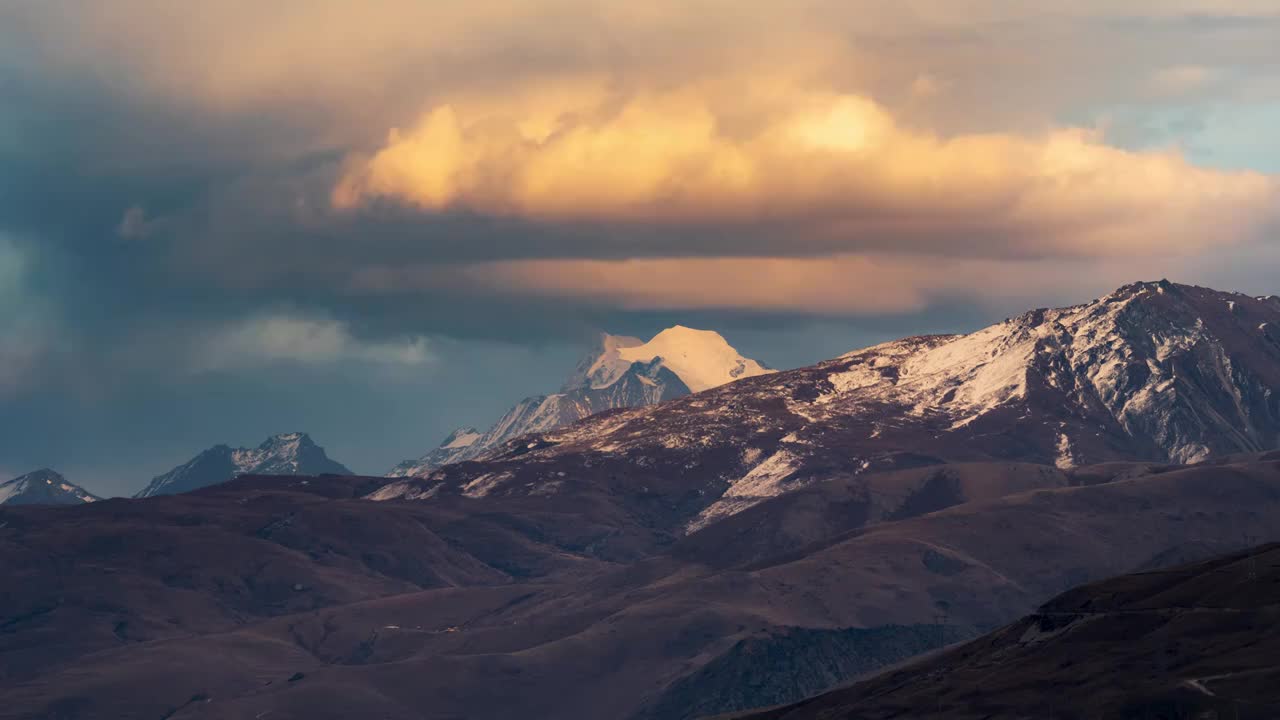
191,314 -> 432,372
350,252 -> 1194,315
333,90 -> 1276,262
4,0 -> 1280,320
12,2 -> 1280,130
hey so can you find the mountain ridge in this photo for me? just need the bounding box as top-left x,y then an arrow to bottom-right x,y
135,432 -> 351,498
389,327 -> 771,477
374,281 -> 1280,534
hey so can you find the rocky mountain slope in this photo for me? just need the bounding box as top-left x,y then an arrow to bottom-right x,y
0,469 -> 99,506
735,543 -> 1280,719
4,458 -> 1280,719
378,282 -> 1280,536
134,432 -> 351,498
389,327 -> 771,477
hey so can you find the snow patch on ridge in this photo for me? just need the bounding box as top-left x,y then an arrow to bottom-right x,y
898,323 -> 1034,415
368,479 -> 442,501
462,472 -> 511,498
442,429 -> 482,449
685,449 -> 804,533
825,363 -> 885,396
1055,433 -> 1075,469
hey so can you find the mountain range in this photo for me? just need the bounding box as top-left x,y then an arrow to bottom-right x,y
134,432 -> 351,498
377,281 -> 1280,537
388,326 -> 772,477
4,281 -> 1280,719
0,469 -> 99,506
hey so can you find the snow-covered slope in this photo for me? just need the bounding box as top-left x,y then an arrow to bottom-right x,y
372,281 -> 1280,531
616,326 -> 772,392
826,280 -> 1280,465
0,469 -> 100,506
135,432 -> 352,498
388,427 -> 483,477
560,333 -> 646,390
389,328 -> 772,477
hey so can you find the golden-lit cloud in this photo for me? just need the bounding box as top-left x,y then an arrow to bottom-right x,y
333,88 -> 1276,259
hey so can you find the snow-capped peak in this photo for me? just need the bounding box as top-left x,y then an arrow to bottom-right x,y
389,325 -> 771,476
135,432 -> 351,498
1,468 -> 100,506
616,325 -> 772,393
232,432 -> 317,473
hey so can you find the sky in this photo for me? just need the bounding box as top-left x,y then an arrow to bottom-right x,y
2,2 -> 1280,496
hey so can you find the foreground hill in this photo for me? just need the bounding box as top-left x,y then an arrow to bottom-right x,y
378,281 -> 1280,537
0,469 -> 99,506
0,473 -> 617,687
4,458 -> 1280,719
390,327 -> 771,476
135,432 -> 351,497
736,544 -> 1280,719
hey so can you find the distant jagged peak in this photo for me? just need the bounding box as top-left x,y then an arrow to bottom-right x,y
1,468 -> 101,506
235,432 -> 304,471
136,432 -> 351,498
